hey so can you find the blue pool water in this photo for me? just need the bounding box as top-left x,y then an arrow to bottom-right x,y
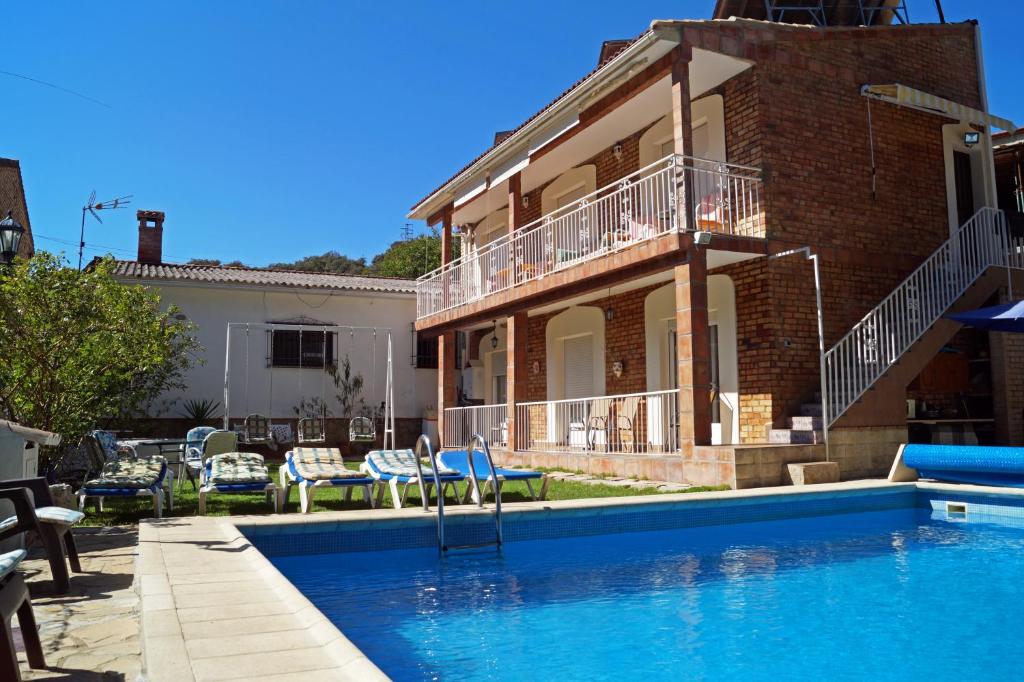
268,505 -> 1024,681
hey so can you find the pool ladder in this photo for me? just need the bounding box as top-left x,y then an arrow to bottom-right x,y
414,434 -> 503,552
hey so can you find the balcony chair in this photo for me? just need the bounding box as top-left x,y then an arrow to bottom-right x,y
0,478 -> 83,595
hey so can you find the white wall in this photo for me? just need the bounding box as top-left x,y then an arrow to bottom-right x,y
643,277 -> 738,445
138,282 -> 435,421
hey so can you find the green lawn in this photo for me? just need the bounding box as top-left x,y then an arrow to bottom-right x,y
78,462 -> 727,526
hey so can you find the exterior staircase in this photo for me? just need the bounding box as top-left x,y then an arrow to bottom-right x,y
770,397 -> 824,444
823,207 -> 1019,428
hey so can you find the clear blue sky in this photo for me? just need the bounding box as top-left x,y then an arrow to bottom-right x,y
4,1 -> 1022,267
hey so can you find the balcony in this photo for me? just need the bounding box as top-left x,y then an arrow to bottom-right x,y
416,154 -> 764,321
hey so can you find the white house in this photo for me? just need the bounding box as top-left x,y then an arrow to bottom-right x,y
110,210 -> 437,445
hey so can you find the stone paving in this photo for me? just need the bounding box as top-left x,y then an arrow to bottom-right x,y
17,527 -> 142,681
543,469 -> 694,492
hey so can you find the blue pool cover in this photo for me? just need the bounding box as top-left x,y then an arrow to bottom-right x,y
904,443 -> 1024,487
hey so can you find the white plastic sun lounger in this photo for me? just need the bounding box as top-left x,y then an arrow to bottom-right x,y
198,452 -> 278,515
362,449 -> 466,510
280,447 -> 376,513
77,456 -> 173,518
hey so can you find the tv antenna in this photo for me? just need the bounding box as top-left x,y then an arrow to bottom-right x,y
401,223 -> 414,241
78,191 -> 132,270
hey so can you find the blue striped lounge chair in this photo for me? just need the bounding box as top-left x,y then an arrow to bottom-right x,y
77,456 -> 173,518
439,449 -> 549,502
198,452 -> 278,515
363,449 -> 466,510
280,447 -> 376,513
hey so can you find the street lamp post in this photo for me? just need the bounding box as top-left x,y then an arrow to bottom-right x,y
0,211 -> 25,265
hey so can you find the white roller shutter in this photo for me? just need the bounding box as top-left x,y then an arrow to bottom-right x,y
563,335 -> 594,399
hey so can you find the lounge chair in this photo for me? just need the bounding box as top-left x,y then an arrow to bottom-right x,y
0,478 -> 83,595
439,449 -> 549,502
363,449 -> 465,510
198,452 -> 278,515
77,455 -> 173,518
184,429 -> 233,489
0,549 -> 45,681
280,447 -> 375,513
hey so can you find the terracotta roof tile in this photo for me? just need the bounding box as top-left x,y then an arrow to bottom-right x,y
110,260 -> 416,294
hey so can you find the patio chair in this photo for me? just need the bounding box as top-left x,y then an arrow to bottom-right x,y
0,549 -> 45,681
615,396 -> 641,454
186,430 -> 237,487
585,399 -> 613,451
439,449 -> 549,502
0,478 -> 83,595
77,452 -> 173,519
198,452 -> 278,515
183,426 -> 217,489
362,450 -> 465,510
280,447 -> 375,513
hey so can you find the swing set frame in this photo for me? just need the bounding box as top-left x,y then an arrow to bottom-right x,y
222,322 -> 396,451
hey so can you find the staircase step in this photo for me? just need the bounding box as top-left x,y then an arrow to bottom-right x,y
799,403 -> 823,417
769,429 -> 825,445
788,415 -> 823,430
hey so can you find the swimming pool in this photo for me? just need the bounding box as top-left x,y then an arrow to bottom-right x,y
245,485 -> 1024,681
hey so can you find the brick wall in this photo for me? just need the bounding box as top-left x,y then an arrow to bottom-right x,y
705,25 -> 983,440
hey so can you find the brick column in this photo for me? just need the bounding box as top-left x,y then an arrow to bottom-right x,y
506,312 -> 528,451
508,173 -> 522,233
675,247 -> 712,450
670,47 -> 695,230
437,331 -> 458,448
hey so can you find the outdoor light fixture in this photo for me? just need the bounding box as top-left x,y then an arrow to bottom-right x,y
612,142 -> 624,161
605,287 -> 614,321
694,230 -> 713,246
521,195 -> 530,209
964,131 -> 980,147
491,321 -> 499,349
0,211 -> 24,265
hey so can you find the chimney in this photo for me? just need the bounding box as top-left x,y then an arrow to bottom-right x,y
137,210 -> 164,264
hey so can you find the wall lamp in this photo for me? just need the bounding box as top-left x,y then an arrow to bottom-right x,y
693,230 -> 713,246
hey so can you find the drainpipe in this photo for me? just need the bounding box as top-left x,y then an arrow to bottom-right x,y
769,247 -> 829,462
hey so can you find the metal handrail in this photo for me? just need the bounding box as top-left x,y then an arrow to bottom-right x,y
465,433 -> 503,547
412,435 -> 446,548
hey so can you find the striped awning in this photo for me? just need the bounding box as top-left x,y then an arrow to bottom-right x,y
861,84 -> 1015,132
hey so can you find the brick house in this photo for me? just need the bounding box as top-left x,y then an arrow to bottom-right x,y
0,158 -> 35,260
409,11 -> 1019,488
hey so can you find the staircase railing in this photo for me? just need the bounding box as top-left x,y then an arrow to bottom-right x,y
824,207 -> 1009,426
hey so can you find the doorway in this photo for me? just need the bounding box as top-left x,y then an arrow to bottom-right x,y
953,150 -> 975,226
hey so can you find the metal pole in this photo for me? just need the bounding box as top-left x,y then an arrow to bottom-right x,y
769,247 -> 829,461
77,209 -> 86,271
223,324 -> 232,431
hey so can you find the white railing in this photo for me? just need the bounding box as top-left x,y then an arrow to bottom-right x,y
416,154 -> 764,318
514,389 -> 679,455
825,207 -> 1011,426
443,404 -> 508,449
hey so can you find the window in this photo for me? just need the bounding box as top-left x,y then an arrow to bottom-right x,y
415,334 -> 438,369
270,330 -> 334,368
556,183 -> 588,210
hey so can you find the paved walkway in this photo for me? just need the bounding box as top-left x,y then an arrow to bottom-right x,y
18,527 -> 142,681
544,470 -> 694,492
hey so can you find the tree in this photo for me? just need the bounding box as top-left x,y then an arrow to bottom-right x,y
0,253 -> 201,448
269,251 -> 368,274
370,233 -> 454,279
187,258 -> 222,266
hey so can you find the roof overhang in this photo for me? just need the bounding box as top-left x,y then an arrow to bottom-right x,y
408,28 -> 682,222
861,83 -> 1016,132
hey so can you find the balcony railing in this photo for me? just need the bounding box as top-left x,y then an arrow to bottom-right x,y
417,154 -> 764,319
515,390 -> 679,455
442,404 -> 508,449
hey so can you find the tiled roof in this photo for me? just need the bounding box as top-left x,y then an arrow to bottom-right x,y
0,158 -> 33,258
110,260 -> 416,294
